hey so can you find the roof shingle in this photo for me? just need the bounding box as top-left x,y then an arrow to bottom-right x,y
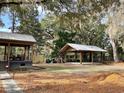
0,32 -> 36,43
60,43 -> 106,52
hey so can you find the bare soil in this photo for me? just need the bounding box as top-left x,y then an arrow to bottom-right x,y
0,80 -> 5,93
12,63 -> 124,93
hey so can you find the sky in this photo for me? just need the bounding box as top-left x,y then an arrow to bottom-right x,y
0,6 -> 46,32
0,5 -> 108,33
0,12 -> 11,32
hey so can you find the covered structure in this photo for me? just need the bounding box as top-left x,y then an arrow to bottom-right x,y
60,43 -> 106,64
0,32 -> 36,70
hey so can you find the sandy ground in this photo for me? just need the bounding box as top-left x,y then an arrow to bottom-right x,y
0,79 -> 5,93
11,63 -> 124,93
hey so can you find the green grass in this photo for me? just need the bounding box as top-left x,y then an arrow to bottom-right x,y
11,64 -> 124,74
42,65 -> 79,72
35,64 -> 124,73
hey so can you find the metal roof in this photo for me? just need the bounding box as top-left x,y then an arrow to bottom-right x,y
0,32 -> 36,43
60,43 -> 107,52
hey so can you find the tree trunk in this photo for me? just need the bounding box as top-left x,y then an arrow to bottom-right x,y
110,38 -> 119,62
11,11 -> 15,33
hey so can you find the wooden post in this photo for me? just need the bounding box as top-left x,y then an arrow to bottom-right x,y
4,46 -> 7,61
75,51 -> 77,62
26,46 -> 29,61
91,52 -> 94,63
64,52 -> 66,63
64,55 -> 66,63
101,52 -> 103,62
80,52 -> 83,64
7,43 -> 10,66
28,46 -> 30,61
24,46 -> 26,60
88,52 -> 90,62
24,46 -> 29,61
31,45 -> 34,62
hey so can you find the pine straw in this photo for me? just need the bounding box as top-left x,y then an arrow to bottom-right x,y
12,72 -> 124,93
97,73 -> 124,85
112,62 -> 124,66
0,80 -> 5,93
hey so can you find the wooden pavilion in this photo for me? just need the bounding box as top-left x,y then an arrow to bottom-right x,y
60,43 -> 106,64
0,32 -> 36,70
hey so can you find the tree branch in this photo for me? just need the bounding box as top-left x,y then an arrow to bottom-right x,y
0,0 -> 47,6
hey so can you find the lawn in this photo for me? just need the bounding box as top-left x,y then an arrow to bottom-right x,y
11,63 -> 124,93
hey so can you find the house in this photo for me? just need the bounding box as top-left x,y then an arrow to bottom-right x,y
60,43 -> 106,64
0,32 -> 36,70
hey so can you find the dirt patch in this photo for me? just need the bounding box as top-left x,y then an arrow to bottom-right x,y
10,63 -> 124,93
112,62 -> 124,66
12,71 -> 124,93
97,73 -> 124,86
0,80 -> 5,93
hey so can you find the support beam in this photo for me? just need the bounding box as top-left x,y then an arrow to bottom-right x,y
88,52 -> 91,62
75,51 -> 77,62
28,46 -> 30,60
26,46 -> 28,60
4,46 -> 7,61
64,52 -> 67,63
89,52 -> 92,62
24,46 -> 26,60
80,52 -> 83,64
24,46 -> 30,61
101,52 -> 103,62
31,45 -> 34,62
91,52 -> 94,63
7,43 -> 10,66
